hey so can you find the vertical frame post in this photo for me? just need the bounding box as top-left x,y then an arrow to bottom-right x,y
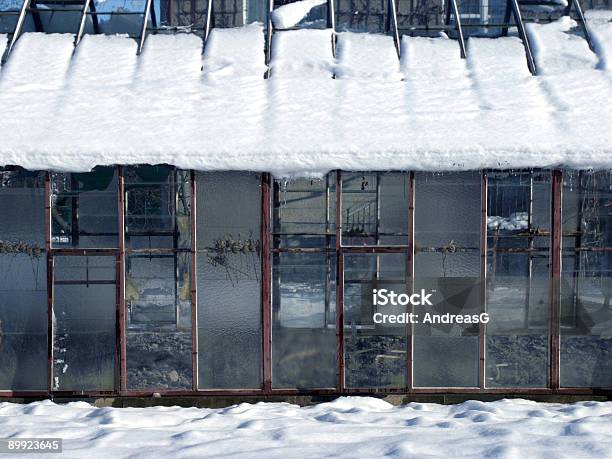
261,173 -> 272,393
137,0 -> 153,54
449,0 -> 466,59
204,0 -> 214,42
117,166 -> 127,393
550,169 -> 562,391
265,0 -> 274,69
45,173 -> 53,394
335,170 -> 345,392
479,171 -> 488,389
389,0 -> 401,59
1,0 -> 32,65
75,0 -> 92,48
509,0 -> 537,75
190,170 -> 198,391
406,171 -> 415,391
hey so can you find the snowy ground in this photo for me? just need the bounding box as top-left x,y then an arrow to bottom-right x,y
1,397 -> 612,457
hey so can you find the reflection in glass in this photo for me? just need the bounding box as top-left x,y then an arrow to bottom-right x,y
52,167 -> 118,248
486,170 -> 550,388
344,253 -> 407,388
272,252 -> 336,389
342,172 -> 409,246
273,174 -> 335,248
53,256 -> 116,391
0,169 -> 47,390
196,172 -> 262,389
124,166 -> 192,390
561,170 -> 612,388
413,172 -> 481,387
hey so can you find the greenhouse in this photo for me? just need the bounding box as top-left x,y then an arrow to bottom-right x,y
0,0 -> 611,399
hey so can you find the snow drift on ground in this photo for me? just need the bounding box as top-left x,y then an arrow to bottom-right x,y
1,397 -> 612,458
0,19 -> 612,175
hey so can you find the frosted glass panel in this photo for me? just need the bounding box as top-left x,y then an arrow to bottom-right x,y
273,252 -> 336,389
53,256 -> 116,392
196,172 -> 262,389
413,172 -> 481,387
0,169 -> 47,391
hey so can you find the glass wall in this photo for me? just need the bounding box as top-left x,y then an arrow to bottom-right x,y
561,171 -> 612,388
0,169 -> 47,391
124,166 -> 192,390
0,167 -> 611,395
413,172 -> 481,388
196,172 -> 262,389
272,175 -> 337,389
486,171 -> 550,387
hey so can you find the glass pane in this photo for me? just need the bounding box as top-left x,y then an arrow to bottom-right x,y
273,174 -> 335,249
196,172 -> 262,389
156,0 -> 208,33
0,169 -> 47,390
272,252 -> 336,389
336,0 -> 388,33
52,167 -> 118,248
344,253 -> 407,389
125,166 -> 191,250
342,172 -> 409,246
90,0 -> 146,36
486,170 -> 551,388
396,0 -> 444,33
413,172 -> 481,387
0,0 -> 24,33
23,4 -> 82,33
126,252 -> 192,390
561,170 -> 612,388
53,256 -> 116,391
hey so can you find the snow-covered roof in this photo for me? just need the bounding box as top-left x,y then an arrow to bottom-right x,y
0,13 -> 611,176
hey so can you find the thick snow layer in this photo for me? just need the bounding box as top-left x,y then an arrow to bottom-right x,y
270,28 -> 334,77
1,398 -> 612,458
271,0 -> 326,29
202,23 -> 267,79
0,18 -> 612,175
335,32 -> 401,80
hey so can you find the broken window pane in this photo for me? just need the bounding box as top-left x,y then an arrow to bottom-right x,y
196,172 -> 262,389
412,172 -> 481,388
344,253 -> 407,388
52,167 -> 118,248
0,169 -> 47,390
561,170 -> 612,388
342,172 -> 409,246
53,256 -> 116,391
486,170 -> 551,388
273,175 -> 336,249
272,252 -> 336,389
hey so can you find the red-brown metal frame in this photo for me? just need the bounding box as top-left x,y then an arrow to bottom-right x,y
550,169 -> 562,391
479,171 -> 487,389
262,173 -> 272,394
190,170 -> 198,391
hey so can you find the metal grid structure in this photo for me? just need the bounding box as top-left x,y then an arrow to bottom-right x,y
0,167 -> 611,398
0,0 -> 601,73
